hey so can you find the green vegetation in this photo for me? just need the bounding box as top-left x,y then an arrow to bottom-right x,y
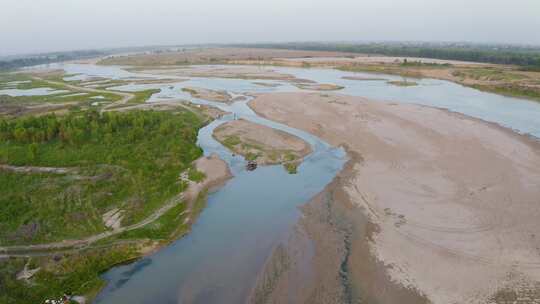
470,83 -> 540,101
187,167 -> 206,183
222,135 -> 242,150
0,109 -> 205,245
0,74 -> 122,109
0,244 -> 140,304
400,59 -> 452,68
452,68 -> 529,81
337,61 -> 540,102
245,151 -> 261,161
0,50 -> 105,71
216,134 -> 302,174
116,202 -> 189,240
387,80 -> 418,87
131,89 -> 160,104
284,162 -> 298,174
181,87 -> 197,95
238,42 -> 540,68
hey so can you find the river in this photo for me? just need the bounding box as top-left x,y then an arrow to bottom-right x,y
46,63 -> 540,303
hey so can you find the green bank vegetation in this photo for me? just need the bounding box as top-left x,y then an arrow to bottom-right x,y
0,109 -> 204,245
387,80 -> 419,87
1,244 -> 140,304
0,106 -> 211,303
216,134 -> 302,174
239,42 -> 540,68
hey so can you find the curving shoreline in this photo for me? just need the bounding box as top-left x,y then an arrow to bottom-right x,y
248,92 -> 540,304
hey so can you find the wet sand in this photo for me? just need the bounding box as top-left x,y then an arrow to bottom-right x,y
185,154 -> 232,202
248,92 -> 540,304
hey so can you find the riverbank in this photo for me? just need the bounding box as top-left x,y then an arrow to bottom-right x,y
249,92 -> 540,304
0,153 -> 232,303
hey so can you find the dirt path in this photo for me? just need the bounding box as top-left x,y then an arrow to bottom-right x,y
0,164 -> 74,174
0,155 -> 231,257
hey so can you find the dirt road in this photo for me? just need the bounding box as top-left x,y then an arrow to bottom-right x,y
0,155 -> 231,257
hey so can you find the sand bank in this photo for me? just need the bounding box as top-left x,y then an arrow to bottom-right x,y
213,119 -> 311,171
182,87 -> 233,103
249,92 -> 540,304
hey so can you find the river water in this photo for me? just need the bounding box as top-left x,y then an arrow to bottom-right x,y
46,63 -> 540,303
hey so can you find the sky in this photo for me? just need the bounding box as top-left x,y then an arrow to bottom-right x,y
1,0 -> 539,56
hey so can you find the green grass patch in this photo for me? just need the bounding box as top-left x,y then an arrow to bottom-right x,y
131,89 -> 161,104
0,109 -> 205,245
387,80 -> 418,87
452,68 -> 529,81
245,152 -> 260,161
188,167 -> 206,183
284,162 -> 298,174
470,83 -> 540,102
116,202 -> 189,240
222,135 -> 241,149
0,74 -> 122,107
0,244 -> 140,304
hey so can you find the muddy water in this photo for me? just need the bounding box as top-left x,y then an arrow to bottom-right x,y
48,62 -> 540,304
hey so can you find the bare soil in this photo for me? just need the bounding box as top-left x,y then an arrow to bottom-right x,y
249,92 -> 540,304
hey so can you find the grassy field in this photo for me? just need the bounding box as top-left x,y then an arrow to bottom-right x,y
0,191 -> 212,304
0,105 -> 212,303
0,244 -> 141,304
0,109 -> 204,245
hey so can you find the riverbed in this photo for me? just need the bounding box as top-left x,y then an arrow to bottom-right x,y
42,62 -> 540,303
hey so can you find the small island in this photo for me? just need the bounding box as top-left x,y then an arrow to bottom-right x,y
213,119 -> 312,173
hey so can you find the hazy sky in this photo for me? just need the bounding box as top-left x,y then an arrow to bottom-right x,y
1,0 -> 539,56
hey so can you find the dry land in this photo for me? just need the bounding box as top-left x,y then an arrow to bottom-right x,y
132,65 -> 314,83
98,48 -> 355,66
249,92 -> 540,304
213,118 -> 311,173
294,83 -> 344,91
182,87 -> 233,103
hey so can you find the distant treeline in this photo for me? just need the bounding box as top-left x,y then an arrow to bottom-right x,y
235,42 -> 540,68
0,50 -> 105,71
